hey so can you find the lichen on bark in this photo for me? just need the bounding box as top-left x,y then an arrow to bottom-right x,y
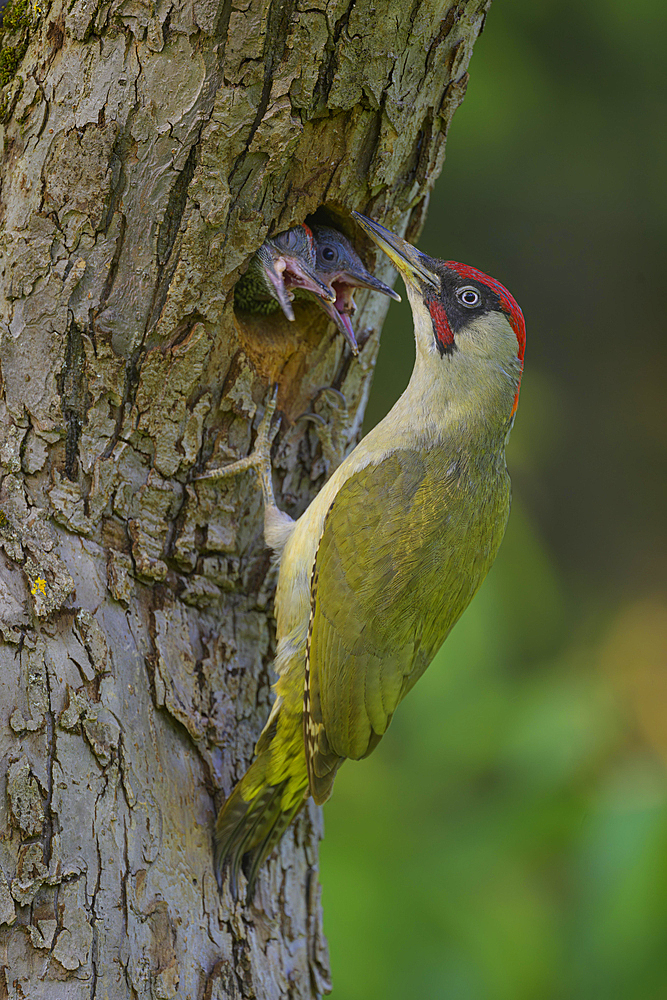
0,0 -> 490,996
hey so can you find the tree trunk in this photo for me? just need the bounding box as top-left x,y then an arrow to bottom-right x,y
0,0 -> 489,995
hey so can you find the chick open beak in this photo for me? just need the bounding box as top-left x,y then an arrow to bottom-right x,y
259,238 -> 336,323
316,296 -> 360,355
261,252 -> 296,321
283,257 -> 336,304
352,212 -> 439,291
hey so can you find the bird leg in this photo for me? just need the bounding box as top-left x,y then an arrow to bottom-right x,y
197,386 -> 295,552
299,387 -> 349,475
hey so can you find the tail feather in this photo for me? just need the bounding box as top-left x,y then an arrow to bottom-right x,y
244,798 -> 304,894
214,699 -> 309,900
214,781 -> 286,897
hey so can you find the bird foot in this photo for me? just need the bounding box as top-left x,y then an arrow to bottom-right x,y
299,387 -> 349,475
197,386 -> 281,509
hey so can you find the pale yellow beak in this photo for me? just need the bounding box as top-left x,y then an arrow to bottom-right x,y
352,212 -> 439,290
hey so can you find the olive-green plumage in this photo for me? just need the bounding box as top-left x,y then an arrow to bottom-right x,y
211,214 -> 526,897
305,444 -> 509,800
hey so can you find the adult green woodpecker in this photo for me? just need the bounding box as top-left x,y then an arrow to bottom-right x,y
204,213 -> 526,896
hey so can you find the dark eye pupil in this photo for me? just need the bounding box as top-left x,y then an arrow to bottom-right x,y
460,289 -> 478,305
322,247 -> 336,261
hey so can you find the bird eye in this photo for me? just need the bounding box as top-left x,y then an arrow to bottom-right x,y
321,246 -> 337,262
457,286 -> 481,308
274,229 -> 298,250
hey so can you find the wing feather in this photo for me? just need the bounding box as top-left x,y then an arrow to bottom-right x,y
304,446 -> 510,786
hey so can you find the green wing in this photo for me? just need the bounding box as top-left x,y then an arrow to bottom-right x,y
305,447 -> 509,801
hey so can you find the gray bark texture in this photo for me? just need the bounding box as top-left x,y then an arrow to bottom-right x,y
0,0 -> 489,995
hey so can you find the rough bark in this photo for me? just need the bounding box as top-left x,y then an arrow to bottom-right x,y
0,0 -> 489,995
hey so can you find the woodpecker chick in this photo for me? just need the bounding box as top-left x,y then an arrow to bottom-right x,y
205,214 -> 526,899
234,225 -> 334,321
303,225 -> 401,353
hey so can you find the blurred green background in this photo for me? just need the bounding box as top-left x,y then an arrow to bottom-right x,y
320,2 -> 667,998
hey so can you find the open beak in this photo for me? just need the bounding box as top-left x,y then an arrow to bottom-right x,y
315,296 -> 360,355
259,239 -> 336,323
262,254 -> 296,321
283,257 -> 336,304
352,212 -> 439,290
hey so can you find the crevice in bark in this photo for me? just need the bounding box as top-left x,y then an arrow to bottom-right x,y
100,347 -> 141,461
119,818 -> 134,997
161,482 -> 189,568
231,0 -> 298,184
427,3 -> 464,75
90,788 -> 106,1000
41,648 -> 57,868
160,9 -> 173,50
315,0 -> 356,107
98,209 -> 127,305
57,320 -> 90,481
356,110 -> 383,187
157,147 -> 198,272
408,110 -> 435,188
213,0 -> 234,63
147,143 -> 199,333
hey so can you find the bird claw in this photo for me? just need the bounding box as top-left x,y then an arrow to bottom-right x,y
298,412 -> 327,429
312,386 -> 346,411
298,387 -> 349,475
197,386 -> 281,508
